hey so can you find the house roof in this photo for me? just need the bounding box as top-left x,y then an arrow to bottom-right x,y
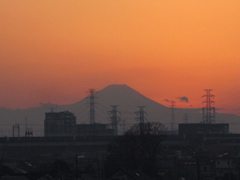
0,176 -> 28,180
110,168 -> 153,180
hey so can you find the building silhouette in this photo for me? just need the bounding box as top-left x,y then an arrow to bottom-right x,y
76,123 -> 114,136
179,123 -> 229,137
44,111 -> 76,137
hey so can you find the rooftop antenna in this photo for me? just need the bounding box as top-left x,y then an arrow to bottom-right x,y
25,116 -> 33,137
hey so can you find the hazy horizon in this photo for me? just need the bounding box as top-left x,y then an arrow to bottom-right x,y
1,1 -> 240,116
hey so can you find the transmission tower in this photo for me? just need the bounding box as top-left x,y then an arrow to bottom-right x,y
170,101 -> 175,132
108,105 -> 121,136
202,89 -> 215,124
135,106 -> 147,124
87,89 -> 97,124
135,106 -> 147,134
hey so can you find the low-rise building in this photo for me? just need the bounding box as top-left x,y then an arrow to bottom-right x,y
76,123 -> 114,136
179,123 -> 229,137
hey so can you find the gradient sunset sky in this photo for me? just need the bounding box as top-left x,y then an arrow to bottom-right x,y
1,1 -> 240,115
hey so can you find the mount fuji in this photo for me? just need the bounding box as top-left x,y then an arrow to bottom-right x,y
0,84 -> 239,136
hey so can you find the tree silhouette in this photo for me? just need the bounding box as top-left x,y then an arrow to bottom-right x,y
104,122 -> 167,178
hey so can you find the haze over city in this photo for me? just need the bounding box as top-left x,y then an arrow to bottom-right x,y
1,0 -> 240,116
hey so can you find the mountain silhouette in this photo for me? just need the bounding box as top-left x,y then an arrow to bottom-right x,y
0,84 -> 239,136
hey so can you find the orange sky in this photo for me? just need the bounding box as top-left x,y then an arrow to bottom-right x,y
0,1 -> 240,115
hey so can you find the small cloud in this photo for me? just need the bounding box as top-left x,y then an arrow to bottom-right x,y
177,96 -> 189,103
164,99 -> 170,102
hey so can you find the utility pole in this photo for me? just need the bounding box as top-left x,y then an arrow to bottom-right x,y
108,105 -> 121,136
135,106 -> 147,134
171,101 -> 175,132
87,89 -> 97,124
75,154 -> 78,180
202,89 -> 215,124
122,118 -> 126,134
183,114 -> 188,124
13,124 -> 20,138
